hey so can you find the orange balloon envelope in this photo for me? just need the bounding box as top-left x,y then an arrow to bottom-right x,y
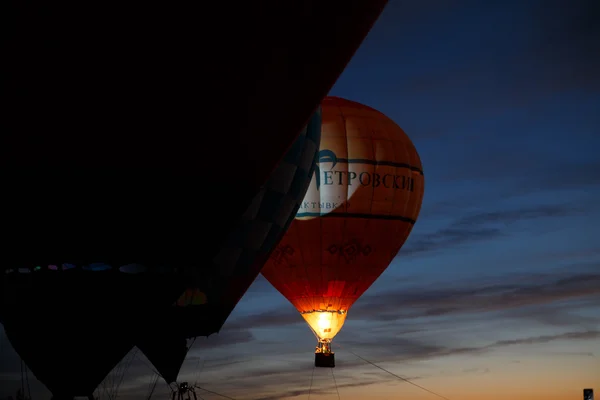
261,96 -> 425,367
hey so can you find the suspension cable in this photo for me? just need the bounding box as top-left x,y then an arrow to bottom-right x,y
191,337 -> 207,389
25,363 -> 32,399
113,348 -> 138,398
307,365 -> 316,400
146,372 -> 160,400
331,367 -> 340,400
194,386 -> 237,400
137,353 -> 175,396
20,359 -> 24,394
336,342 -> 452,400
0,329 -> 4,365
193,358 -> 206,388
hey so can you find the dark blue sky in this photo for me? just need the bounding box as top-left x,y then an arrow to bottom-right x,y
1,1 -> 599,399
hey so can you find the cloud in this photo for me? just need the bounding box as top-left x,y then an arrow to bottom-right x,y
436,152 -> 600,191
401,203 -> 581,257
417,155 -> 600,231
234,270 -> 600,332
546,351 -> 596,358
400,226 -> 504,257
455,204 -> 583,227
193,328 -> 256,349
337,329 -> 600,367
224,306 -> 304,331
461,367 -> 490,375
417,161 -> 600,225
336,335 -> 488,364
254,377 -> 393,400
507,300 -> 600,330
175,354 -> 393,400
523,248 -> 600,264
491,330 -> 600,347
350,271 -> 600,322
509,161 -> 600,197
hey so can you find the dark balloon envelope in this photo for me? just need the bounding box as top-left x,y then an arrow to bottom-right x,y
2,1 -> 388,397
0,264 -> 181,399
137,109 -> 322,384
261,96 -> 425,367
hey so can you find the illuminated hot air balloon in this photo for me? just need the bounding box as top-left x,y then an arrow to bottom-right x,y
261,96 -> 425,368
136,109 -> 322,386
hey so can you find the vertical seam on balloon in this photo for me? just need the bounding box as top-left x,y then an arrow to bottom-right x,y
339,104 -> 350,312
349,112 -> 374,307
359,114 -> 379,302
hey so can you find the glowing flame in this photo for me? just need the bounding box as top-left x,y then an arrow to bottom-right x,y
301,310 -> 347,341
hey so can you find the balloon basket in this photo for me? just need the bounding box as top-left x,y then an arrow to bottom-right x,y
315,352 -> 335,368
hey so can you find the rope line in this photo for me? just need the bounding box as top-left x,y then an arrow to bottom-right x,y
193,357 -> 206,387
20,359 -> 25,396
113,348 -> 138,398
307,364 -> 316,400
336,342 -> 452,400
146,372 -> 160,400
194,385 -> 237,400
331,367 -> 340,400
25,364 -> 31,399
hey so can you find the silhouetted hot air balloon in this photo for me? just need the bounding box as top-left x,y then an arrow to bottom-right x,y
137,110 -> 322,387
3,1 -> 388,397
261,96 -> 425,368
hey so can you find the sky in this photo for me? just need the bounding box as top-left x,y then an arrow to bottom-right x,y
2,1 -> 599,399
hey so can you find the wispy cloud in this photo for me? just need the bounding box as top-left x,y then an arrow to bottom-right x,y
225,307 -> 304,331
492,330 -> 600,347
234,270 -> 600,331
194,328 -> 256,348
402,203 -> 583,257
254,377 -> 394,400
350,271 -> 600,323
436,152 -> 600,191
336,330 -> 600,368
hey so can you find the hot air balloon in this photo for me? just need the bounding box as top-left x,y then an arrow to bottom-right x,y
261,96 -> 425,368
4,0 -> 389,291
137,109 -> 322,387
5,0 -> 389,207
2,1 -> 388,396
0,107 -> 321,400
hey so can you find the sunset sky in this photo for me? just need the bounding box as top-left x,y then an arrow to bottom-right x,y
1,1 -> 599,399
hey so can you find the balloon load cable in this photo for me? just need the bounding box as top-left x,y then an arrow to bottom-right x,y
336,342 -> 453,400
